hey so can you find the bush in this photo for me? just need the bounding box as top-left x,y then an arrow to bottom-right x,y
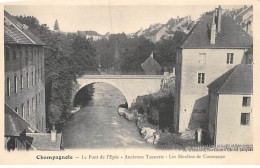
131,93 -> 174,129
156,133 -> 199,150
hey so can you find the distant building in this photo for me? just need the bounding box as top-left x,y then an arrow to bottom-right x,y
208,64 -> 253,145
235,5 -> 253,36
168,16 -> 192,33
78,31 -> 102,41
104,32 -> 111,40
141,52 -> 162,75
144,26 -> 169,43
135,28 -> 144,37
4,11 -> 62,151
174,7 -> 252,133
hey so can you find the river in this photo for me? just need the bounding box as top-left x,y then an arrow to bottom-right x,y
62,82 -> 152,149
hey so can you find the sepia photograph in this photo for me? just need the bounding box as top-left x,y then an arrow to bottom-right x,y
1,0 -> 259,165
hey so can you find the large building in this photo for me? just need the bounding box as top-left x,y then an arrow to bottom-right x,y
174,7 -> 252,134
4,11 -> 64,151
208,64 -> 253,145
4,10 -> 46,132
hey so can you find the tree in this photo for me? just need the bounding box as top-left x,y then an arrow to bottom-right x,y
155,31 -> 186,71
120,37 -> 155,74
54,19 -> 60,31
71,36 -> 99,75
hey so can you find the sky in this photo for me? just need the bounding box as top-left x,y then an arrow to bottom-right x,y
4,5 -> 243,35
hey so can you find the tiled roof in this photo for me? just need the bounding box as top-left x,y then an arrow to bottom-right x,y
4,11 -> 45,45
181,13 -> 252,49
26,133 -> 62,151
208,64 -> 253,94
5,104 -> 34,136
144,25 -> 166,36
141,55 -> 161,69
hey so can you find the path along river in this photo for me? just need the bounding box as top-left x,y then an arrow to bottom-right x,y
62,82 -> 152,149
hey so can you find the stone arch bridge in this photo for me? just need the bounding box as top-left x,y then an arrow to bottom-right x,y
73,75 -> 165,107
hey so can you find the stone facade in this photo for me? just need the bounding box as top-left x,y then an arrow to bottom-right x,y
209,94 -> 253,145
5,45 -> 46,132
174,48 -> 247,132
173,7 -> 252,133
145,26 -> 169,43
4,10 -> 46,133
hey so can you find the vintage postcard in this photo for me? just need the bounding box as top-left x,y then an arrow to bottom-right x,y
0,0 -> 260,165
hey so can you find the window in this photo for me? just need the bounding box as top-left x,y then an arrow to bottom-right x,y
198,53 -> 206,64
27,101 -> 30,115
14,75 -> 17,93
36,94 -> 38,108
31,49 -> 33,62
241,113 -> 250,125
20,75 -> 23,90
14,107 -> 18,113
198,73 -> 205,84
42,117 -> 44,132
41,68 -> 43,80
20,49 -> 22,61
22,104 -> 25,119
39,93 -> 41,105
26,73 -> 29,88
5,47 -> 10,61
32,71 -> 34,86
26,50 -> 28,64
7,78 -> 10,96
242,97 -> 251,107
32,97 -> 34,112
13,50 -> 16,60
35,70 -> 37,84
38,69 -> 40,81
227,53 -> 234,64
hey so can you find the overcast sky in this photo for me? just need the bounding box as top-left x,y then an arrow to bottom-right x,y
4,5 -> 243,34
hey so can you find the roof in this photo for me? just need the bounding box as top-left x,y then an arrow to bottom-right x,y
5,104 -> 34,136
4,11 -> 45,45
208,64 -> 253,94
144,25 -> 167,36
236,6 -> 253,18
141,55 -> 161,69
26,133 -> 62,151
181,13 -> 252,49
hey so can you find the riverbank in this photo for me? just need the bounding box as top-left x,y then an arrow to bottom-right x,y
62,82 -> 152,149
117,76 -> 201,149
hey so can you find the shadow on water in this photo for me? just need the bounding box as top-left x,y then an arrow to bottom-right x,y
62,82 -> 152,149
73,83 -> 95,107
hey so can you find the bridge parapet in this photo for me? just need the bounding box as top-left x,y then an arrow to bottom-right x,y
79,75 -> 165,79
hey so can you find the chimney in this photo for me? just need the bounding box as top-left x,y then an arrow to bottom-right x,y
150,52 -> 154,58
51,125 -> 57,142
217,6 -> 222,33
210,11 -> 216,44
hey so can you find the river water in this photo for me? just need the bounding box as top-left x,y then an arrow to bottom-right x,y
62,82 -> 152,149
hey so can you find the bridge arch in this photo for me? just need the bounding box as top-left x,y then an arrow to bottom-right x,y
73,75 -> 164,107
73,81 -> 129,107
